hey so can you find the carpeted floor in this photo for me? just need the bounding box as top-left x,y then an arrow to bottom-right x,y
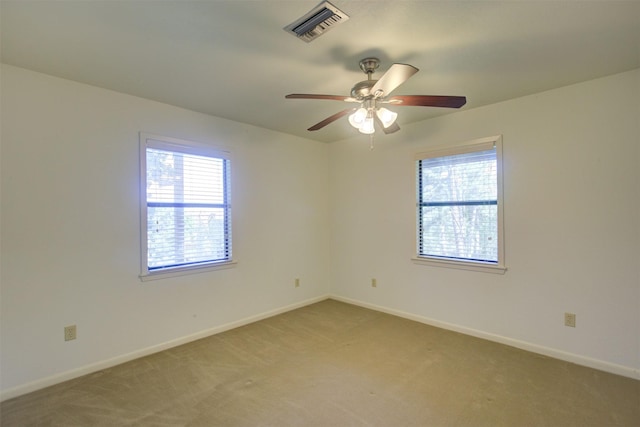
1,299 -> 639,426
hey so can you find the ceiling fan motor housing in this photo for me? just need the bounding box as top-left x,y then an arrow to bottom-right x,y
350,80 -> 378,99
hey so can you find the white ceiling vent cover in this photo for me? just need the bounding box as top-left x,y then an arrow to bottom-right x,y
284,1 -> 349,43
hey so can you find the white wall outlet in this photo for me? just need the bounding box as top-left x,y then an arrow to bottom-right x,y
295,278 -> 300,288
371,278 -> 377,288
564,312 -> 576,328
64,325 -> 77,341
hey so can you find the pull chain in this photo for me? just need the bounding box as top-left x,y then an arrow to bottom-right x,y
369,134 -> 375,150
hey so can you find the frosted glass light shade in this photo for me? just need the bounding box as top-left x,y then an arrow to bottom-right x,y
348,107 -> 367,128
359,116 -> 375,134
376,107 -> 398,128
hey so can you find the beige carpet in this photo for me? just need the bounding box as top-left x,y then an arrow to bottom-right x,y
2,299 -> 639,426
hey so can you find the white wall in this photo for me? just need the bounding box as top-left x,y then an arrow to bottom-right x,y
329,69 -> 640,378
0,65 -> 330,397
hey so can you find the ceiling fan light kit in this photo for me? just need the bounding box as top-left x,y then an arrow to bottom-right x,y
285,57 -> 467,139
347,105 -> 396,134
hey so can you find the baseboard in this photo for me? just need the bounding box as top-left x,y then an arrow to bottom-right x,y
330,295 -> 640,381
0,294 -> 330,402
4,293 -> 635,402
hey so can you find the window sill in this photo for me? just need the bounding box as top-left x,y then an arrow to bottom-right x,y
411,257 -> 507,274
140,260 -> 237,282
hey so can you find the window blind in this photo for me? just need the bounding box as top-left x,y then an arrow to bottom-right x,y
146,147 -> 231,271
418,147 -> 498,263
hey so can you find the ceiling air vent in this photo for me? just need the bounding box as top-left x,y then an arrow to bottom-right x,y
284,1 -> 349,43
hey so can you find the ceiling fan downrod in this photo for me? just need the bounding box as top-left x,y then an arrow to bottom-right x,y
351,58 -> 381,99
359,57 -> 380,79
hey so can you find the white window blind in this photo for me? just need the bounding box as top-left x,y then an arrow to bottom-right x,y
140,134 -> 231,278
417,139 -> 502,265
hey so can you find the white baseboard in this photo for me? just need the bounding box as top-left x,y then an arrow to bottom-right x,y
4,293 -> 636,402
330,295 -> 640,381
0,294 -> 330,402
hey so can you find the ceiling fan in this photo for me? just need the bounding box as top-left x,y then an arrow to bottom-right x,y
285,57 -> 466,135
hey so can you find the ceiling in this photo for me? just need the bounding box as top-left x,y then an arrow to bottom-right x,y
2,1 -> 639,143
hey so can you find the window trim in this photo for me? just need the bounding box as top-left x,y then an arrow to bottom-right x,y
139,132 -> 235,281
413,135 -> 506,274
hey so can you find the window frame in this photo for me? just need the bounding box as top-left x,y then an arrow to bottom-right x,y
412,135 -> 506,274
139,133 -> 235,281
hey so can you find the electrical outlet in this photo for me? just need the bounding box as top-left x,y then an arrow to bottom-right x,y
564,313 -> 576,328
295,278 -> 300,288
64,325 -> 77,341
371,278 -> 377,288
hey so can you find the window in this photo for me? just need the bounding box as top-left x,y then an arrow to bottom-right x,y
414,136 -> 505,273
139,133 -> 233,280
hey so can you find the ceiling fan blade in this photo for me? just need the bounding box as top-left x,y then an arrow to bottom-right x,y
387,95 -> 467,108
286,94 -> 355,102
370,63 -> 419,97
374,115 -> 401,134
308,108 -> 356,131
